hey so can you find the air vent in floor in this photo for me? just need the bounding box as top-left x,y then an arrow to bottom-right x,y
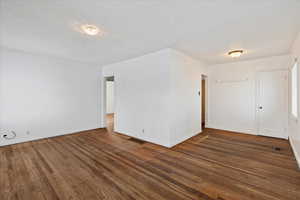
272,146 -> 281,151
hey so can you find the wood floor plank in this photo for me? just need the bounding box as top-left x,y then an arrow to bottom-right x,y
0,123 -> 299,200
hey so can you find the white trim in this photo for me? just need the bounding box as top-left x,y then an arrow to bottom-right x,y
290,115 -> 299,123
201,74 -> 209,128
100,75 -> 107,128
291,59 -> 299,120
289,137 -> 300,169
169,130 -> 202,148
0,127 -> 101,147
205,125 -> 256,136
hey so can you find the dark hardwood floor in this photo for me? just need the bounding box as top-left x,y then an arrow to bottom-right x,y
1,116 -> 300,200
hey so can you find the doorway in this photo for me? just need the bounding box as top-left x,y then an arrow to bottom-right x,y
104,76 -> 114,133
256,70 -> 288,139
201,75 -> 208,129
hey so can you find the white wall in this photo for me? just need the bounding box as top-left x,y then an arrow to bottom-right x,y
207,55 -> 291,135
106,81 -> 114,114
103,49 -> 172,147
0,48 -> 101,146
102,49 -> 207,147
289,32 -> 300,167
169,49 -> 208,146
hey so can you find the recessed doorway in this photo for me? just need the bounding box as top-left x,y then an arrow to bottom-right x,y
201,75 -> 208,129
103,76 -> 115,133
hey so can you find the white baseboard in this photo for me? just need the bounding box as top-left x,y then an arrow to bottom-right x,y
206,124 -> 256,135
0,126 -> 101,147
289,137 -> 300,169
169,129 -> 202,148
115,129 -> 202,148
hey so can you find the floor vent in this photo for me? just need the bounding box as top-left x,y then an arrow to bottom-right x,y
273,146 -> 281,151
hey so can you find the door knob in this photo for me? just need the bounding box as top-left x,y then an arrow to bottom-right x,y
259,106 -> 263,109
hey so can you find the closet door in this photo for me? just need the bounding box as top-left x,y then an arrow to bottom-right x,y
257,70 -> 288,139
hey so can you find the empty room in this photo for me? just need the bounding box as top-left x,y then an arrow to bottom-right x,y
1,1 -> 300,200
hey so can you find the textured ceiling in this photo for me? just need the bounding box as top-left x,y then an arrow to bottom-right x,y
1,0 -> 300,65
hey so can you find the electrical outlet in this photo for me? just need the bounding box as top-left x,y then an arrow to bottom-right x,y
142,129 -> 145,133
26,131 -> 30,135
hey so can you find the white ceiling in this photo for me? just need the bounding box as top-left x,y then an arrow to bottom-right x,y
1,0 -> 300,65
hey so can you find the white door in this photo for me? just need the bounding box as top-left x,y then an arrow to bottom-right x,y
257,70 -> 288,139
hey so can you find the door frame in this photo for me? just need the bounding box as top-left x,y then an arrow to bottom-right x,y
201,74 -> 209,129
100,75 -> 115,128
255,69 -> 289,139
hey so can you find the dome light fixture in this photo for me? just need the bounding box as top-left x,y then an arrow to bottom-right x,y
80,24 -> 100,36
228,50 -> 243,58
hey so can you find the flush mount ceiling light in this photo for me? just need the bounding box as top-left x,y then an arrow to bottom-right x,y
228,50 -> 243,58
80,24 -> 100,36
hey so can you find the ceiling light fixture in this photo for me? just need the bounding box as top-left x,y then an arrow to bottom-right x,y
80,24 -> 100,36
228,50 -> 243,58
